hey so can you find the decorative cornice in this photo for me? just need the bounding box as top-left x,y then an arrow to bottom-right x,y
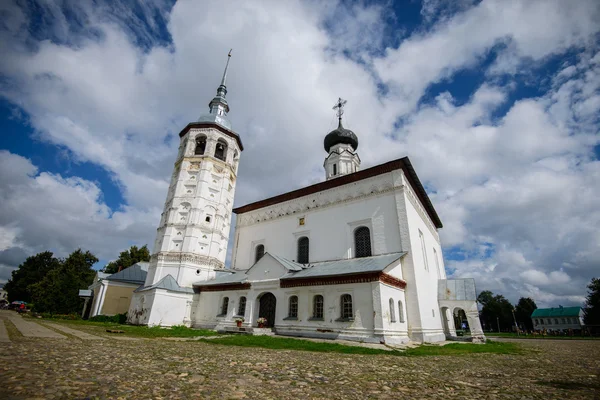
235,174 -> 395,227
401,184 -> 440,243
194,282 -> 251,293
280,271 -> 407,289
188,272 -> 406,292
153,252 -> 224,269
379,273 -> 408,289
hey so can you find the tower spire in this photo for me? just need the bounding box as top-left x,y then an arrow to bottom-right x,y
220,49 -> 232,87
200,49 -> 233,128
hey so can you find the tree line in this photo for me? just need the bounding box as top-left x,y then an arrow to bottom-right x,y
3,245 -> 150,314
478,278 -> 600,332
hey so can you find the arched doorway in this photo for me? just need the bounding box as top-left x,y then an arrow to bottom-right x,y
258,292 -> 276,328
454,308 -> 469,332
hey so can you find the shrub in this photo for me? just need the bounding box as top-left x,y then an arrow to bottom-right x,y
40,313 -> 81,320
88,313 -> 127,324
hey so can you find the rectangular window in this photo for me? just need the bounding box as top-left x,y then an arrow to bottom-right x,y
332,164 -> 337,175
419,230 -> 429,271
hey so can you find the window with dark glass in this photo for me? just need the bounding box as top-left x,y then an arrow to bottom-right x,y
297,236 -> 309,264
398,300 -> 404,322
288,296 -> 298,318
255,244 -> 265,263
313,295 -> 324,319
333,164 -> 337,175
195,136 -> 206,155
354,226 -> 372,258
220,297 -> 229,315
341,294 -> 353,319
238,296 -> 246,316
215,140 -> 227,161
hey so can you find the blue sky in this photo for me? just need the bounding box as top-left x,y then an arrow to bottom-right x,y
0,0 -> 599,307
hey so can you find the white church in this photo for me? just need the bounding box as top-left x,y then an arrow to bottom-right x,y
127,54 -> 485,344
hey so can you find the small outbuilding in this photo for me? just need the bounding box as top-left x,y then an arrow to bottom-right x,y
86,262 -> 149,317
531,306 -> 583,332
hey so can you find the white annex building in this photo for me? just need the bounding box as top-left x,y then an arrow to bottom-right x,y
127,54 -> 485,344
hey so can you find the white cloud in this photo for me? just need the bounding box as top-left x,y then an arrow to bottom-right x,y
0,150 -> 157,281
0,0 -> 598,306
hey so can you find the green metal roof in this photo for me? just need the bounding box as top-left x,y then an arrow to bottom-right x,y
531,307 -> 582,318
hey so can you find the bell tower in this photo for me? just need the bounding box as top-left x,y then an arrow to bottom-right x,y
144,51 -> 243,289
323,98 -> 360,180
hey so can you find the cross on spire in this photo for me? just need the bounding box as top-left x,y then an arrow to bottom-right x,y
333,97 -> 347,124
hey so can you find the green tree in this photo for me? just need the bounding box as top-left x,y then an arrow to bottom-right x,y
477,291 -> 514,332
30,249 -> 98,314
514,297 -> 537,331
4,251 -> 61,303
583,277 -> 600,329
103,245 -> 150,274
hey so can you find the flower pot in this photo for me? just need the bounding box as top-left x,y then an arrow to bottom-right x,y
258,323 -> 265,328
236,320 -> 242,328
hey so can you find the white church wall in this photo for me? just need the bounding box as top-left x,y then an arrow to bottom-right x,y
402,180 -> 446,342
145,290 -> 193,327
232,174 -> 403,269
192,282 -> 386,342
377,283 -> 410,344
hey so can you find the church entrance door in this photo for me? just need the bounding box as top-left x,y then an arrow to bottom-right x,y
258,292 -> 276,328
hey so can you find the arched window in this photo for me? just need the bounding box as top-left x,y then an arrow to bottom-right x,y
332,164 -> 337,176
255,244 -> 265,263
398,300 -> 404,322
297,237 -> 309,264
389,298 -> 396,323
288,296 -> 298,318
195,136 -> 206,155
219,297 -> 229,316
215,139 -> 227,161
433,248 -> 441,279
238,296 -> 246,316
313,295 -> 324,319
354,226 -> 372,258
419,230 -> 429,271
340,294 -> 353,319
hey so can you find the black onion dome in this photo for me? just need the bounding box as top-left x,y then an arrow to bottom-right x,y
324,121 -> 359,152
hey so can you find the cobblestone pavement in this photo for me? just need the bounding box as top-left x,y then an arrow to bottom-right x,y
0,317 -> 598,399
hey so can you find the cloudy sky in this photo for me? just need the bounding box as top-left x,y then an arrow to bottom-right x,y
0,0 -> 598,307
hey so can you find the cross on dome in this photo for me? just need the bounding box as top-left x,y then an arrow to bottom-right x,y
332,97 -> 347,123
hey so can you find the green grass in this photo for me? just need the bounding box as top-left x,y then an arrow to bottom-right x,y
196,335 -> 522,357
45,318 -> 219,338
486,332 -> 599,340
402,341 -> 522,356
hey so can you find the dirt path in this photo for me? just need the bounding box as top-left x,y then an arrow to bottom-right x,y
42,322 -> 106,340
5,313 -> 66,339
